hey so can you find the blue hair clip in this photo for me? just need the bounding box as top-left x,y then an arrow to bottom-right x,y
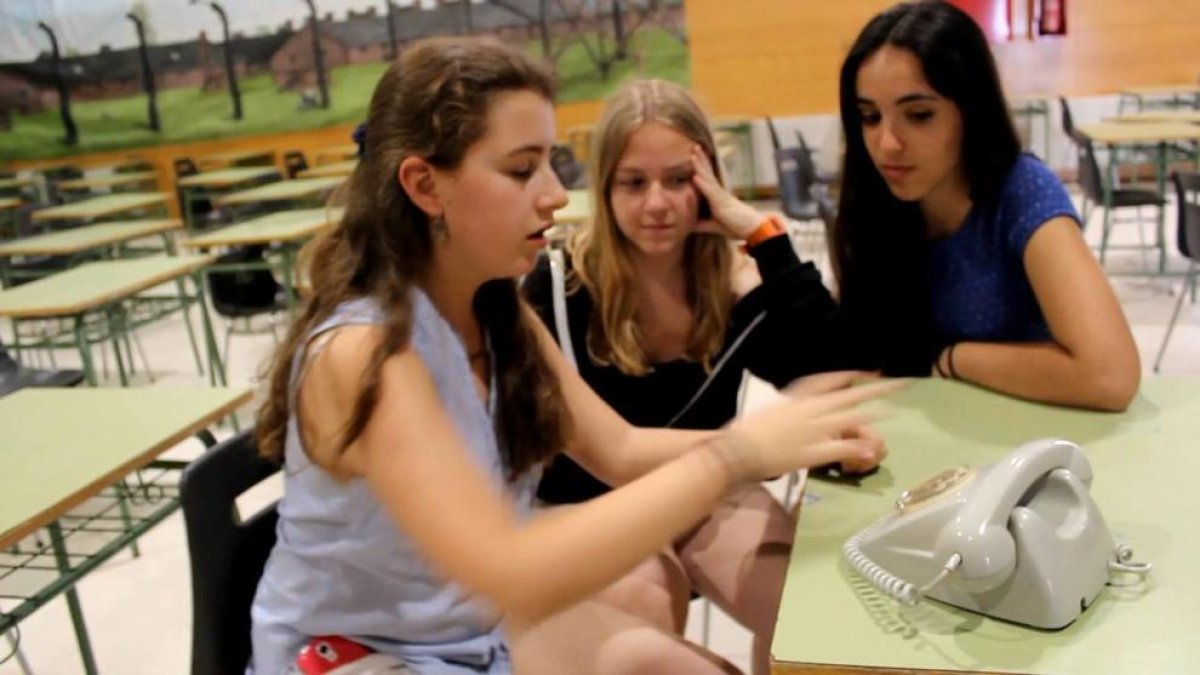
352,122 -> 367,158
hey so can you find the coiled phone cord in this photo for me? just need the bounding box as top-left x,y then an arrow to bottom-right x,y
1109,544 -> 1152,575
842,513 -> 962,606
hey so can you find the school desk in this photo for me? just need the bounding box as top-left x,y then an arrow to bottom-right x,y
771,377 -> 1199,674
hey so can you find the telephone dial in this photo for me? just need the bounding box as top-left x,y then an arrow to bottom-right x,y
843,438 -> 1151,629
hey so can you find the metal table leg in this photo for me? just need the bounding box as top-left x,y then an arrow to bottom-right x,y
47,522 -> 98,675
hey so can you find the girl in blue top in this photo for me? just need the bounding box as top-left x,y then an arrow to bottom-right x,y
831,0 -> 1139,411
250,37 -> 893,674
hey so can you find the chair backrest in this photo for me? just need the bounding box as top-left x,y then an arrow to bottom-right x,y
1075,140 -> 1106,203
774,146 -> 817,219
1058,96 -> 1079,140
174,157 -> 199,179
0,338 -> 16,373
1174,171 -> 1200,261
206,246 -> 283,316
766,117 -> 783,152
549,144 -> 586,189
43,166 -> 83,204
283,150 -> 309,179
180,429 -> 280,675
1058,97 -> 1090,146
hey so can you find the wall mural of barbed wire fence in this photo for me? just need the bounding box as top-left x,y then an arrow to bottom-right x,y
0,0 -> 688,161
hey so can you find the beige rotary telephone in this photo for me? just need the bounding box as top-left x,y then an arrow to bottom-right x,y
843,439 -> 1151,629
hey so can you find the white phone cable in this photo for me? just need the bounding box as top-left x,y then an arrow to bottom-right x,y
842,513 -> 962,607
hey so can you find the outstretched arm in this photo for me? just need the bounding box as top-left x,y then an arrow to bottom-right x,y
303,325 -> 890,625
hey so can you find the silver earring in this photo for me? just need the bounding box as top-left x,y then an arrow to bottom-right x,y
430,214 -> 449,242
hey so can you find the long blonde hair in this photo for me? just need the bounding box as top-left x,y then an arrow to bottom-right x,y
568,79 -> 732,376
257,37 -> 570,480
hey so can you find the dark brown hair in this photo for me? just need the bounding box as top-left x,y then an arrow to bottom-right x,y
831,0 -> 1022,374
257,37 -> 570,480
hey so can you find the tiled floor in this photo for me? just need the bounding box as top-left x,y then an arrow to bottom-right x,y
1,193 -> 1197,674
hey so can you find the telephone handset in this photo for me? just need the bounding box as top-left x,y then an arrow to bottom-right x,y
844,439 -> 1151,629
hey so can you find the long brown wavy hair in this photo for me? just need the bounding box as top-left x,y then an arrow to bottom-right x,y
257,37 -> 570,481
568,79 -> 733,376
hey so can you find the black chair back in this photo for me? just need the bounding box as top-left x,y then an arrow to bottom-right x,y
174,157 -> 199,179
206,246 -> 284,318
549,144 -> 586,189
774,146 -> 818,220
1058,97 -> 1089,146
1075,140 -> 1106,204
766,117 -> 783,152
283,150 -> 309,179
174,157 -> 215,222
43,165 -> 83,204
1174,171 -> 1200,261
181,430 -> 280,675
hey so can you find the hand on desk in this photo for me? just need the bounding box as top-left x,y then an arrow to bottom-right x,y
718,371 -> 901,484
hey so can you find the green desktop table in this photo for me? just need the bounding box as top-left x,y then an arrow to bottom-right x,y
176,166 -> 282,233
0,218 -> 182,286
0,254 -> 222,387
215,175 -> 344,208
183,207 -> 344,314
56,170 -> 158,195
30,192 -> 170,227
771,377 -> 1200,674
0,386 -> 252,675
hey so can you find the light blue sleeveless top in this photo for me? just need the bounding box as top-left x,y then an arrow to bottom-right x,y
249,290 -> 539,674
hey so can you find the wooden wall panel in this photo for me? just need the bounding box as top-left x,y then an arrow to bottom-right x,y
686,0 -> 1200,116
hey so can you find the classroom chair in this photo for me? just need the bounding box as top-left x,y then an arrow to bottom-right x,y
0,338 -> 84,398
550,144 -> 587,189
283,150 -> 309,179
41,166 -> 83,205
1153,171 -> 1200,371
1057,96 -> 1090,147
174,157 -> 220,230
206,246 -> 290,372
1076,139 -> 1163,267
180,429 -> 279,675
773,146 -> 824,224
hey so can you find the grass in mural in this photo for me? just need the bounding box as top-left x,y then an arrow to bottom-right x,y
553,26 -> 689,102
0,28 -> 688,161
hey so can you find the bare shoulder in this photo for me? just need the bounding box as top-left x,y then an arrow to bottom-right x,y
297,324 -> 387,476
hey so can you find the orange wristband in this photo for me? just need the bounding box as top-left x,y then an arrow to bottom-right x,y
741,214 -> 787,252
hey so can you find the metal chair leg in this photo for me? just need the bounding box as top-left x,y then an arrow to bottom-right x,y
222,322 -> 234,378
1099,207 -> 1113,265
1135,207 -> 1150,273
1154,262 -> 1196,372
130,329 -> 155,383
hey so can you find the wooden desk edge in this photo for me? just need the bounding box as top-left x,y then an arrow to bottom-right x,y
0,255 -> 214,318
29,194 -> 170,223
215,184 -> 342,206
181,222 -> 333,248
178,168 -> 281,189
0,388 -> 253,549
58,173 -> 158,190
0,220 -> 183,257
